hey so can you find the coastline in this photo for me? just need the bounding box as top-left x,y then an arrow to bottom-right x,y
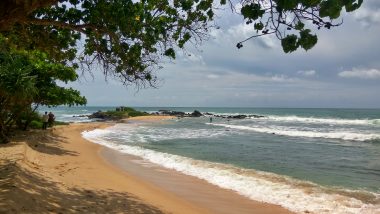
0,116 -> 292,213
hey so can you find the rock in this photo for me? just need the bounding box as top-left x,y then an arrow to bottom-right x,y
191,110 -> 202,117
157,110 -> 185,116
249,114 -> 265,118
73,114 -> 88,117
167,111 -> 185,116
88,111 -> 107,119
231,115 -> 247,119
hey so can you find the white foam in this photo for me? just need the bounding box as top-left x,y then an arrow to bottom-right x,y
262,116 -> 380,126
92,123 -> 227,143
209,123 -> 380,141
82,128 -> 380,214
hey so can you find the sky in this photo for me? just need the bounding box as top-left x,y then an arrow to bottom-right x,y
64,0 -> 380,108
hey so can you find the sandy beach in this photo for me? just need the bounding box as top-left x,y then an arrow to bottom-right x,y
0,116 -> 292,213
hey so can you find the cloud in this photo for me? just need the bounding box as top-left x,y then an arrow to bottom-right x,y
338,68 -> 380,79
297,70 -> 316,76
226,24 -> 277,49
269,74 -> 297,82
177,51 -> 206,65
354,2 -> 380,26
206,74 -> 219,79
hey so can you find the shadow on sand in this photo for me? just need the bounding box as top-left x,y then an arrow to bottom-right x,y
0,163 -> 164,213
10,128 -> 78,156
0,128 -> 164,213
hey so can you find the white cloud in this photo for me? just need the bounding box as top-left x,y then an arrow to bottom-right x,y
338,68 -> 380,79
207,74 -> 219,79
227,24 -> 277,49
297,70 -> 316,76
270,74 -> 297,82
354,7 -> 380,26
178,51 -> 206,65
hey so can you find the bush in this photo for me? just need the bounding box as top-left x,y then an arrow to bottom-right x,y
104,107 -> 148,119
29,120 -> 43,129
54,121 -> 69,126
128,111 -> 148,117
105,111 -> 128,118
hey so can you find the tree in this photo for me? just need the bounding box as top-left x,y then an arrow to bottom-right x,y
1,0 -> 214,87
236,0 -> 363,53
0,0 -> 363,87
0,37 -> 86,143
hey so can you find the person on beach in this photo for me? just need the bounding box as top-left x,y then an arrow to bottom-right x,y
209,117 -> 213,123
42,112 -> 49,129
48,112 -> 55,127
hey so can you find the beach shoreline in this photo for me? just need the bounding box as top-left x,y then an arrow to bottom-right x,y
0,116 -> 292,213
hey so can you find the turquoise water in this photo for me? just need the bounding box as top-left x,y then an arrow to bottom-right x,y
133,108 -> 380,191
47,106 -> 380,213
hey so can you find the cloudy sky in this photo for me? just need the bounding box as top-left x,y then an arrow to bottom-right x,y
66,0 -> 380,108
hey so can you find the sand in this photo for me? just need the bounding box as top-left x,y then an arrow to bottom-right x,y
0,116 -> 293,213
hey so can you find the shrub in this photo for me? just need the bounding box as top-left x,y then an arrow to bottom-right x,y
29,120 -> 43,129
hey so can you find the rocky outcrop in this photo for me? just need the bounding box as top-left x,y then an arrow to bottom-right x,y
211,114 -> 265,119
191,110 -> 202,117
153,110 -> 264,120
88,111 -> 108,119
158,110 -> 186,116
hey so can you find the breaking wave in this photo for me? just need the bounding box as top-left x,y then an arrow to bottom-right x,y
208,123 -> 380,141
83,127 -> 380,214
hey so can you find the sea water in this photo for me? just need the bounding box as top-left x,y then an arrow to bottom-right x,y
47,107 -> 380,213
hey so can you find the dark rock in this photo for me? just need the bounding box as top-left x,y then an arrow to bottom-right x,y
191,110 -> 202,117
170,111 -> 186,116
88,111 -> 107,119
231,115 -> 247,119
157,110 -> 185,116
73,115 -> 88,117
249,114 -> 265,118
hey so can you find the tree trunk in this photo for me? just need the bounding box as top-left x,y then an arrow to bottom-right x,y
0,124 -> 9,144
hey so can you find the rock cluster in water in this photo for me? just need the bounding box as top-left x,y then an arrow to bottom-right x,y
83,108 -> 265,120
87,111 -> 110,119
153,110 -> 265,119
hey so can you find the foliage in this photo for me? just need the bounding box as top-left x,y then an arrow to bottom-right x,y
0,38 -> 86,143
103,111 -> 128,119
29,120 -> 43,129
106,107 -> 149,119
52,120 -> 69,126
1,0 -> 214,87
92,107 -> 149,120
127,110 -> 149,117
0,0 -> 363,87
237,0 -> 363,52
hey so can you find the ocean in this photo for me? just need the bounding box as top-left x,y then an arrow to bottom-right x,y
41,106 -> 380,213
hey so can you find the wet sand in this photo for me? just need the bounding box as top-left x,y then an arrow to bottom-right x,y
101,147 -> 292,214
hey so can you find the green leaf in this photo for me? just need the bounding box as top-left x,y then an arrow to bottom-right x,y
295,22 -> 305,30
254,22 -> 264,30
344,0 -> 363,12
241,4 -> 264,20
276,0 -> 298,10
319,0 -> 343,19
298,29 -> 318,51
164,48 -> 176,59
299,0 -> 322,7
281,34 -> 299,53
